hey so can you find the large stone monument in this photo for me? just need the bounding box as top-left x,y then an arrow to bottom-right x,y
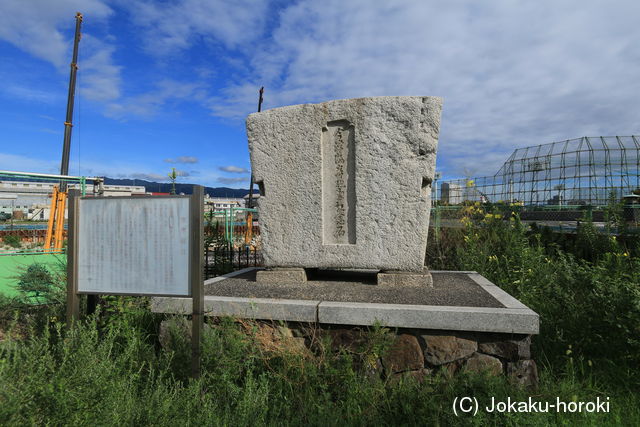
247,96 -> 442,286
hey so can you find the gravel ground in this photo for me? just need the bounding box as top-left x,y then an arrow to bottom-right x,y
205,269 -> 504,308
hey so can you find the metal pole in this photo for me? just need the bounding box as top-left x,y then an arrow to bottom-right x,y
60,12 -> 83,192
230,206 -> 234,244
247,87 -> 264,212
66,189 -> 81,327
0,170 -> 87,181
190,186 -> 204,378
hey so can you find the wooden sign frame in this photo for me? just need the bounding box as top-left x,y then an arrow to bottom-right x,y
66,186 -> 204,377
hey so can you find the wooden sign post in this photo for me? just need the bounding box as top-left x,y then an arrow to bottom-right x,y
66,186 -> 204,377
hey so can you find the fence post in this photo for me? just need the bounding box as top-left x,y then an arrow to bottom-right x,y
66,189 -> 81,327
190,185 -> 204,379
204,244 -> 209,280
433,205 -> 440,242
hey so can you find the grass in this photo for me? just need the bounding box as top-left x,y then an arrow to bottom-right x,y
0,204 -> 638,425
0,254 -> 65,298
0,312 -> 637,425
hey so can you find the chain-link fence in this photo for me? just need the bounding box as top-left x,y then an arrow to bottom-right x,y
429,203 -> 640,235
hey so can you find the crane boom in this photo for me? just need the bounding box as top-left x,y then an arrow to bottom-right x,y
45,12 -> 82,251
60,12 -> 83,191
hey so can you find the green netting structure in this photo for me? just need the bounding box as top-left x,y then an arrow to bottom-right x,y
439,136 -> 640,207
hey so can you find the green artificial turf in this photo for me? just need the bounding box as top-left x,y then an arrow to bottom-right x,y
0,254 -> 65,297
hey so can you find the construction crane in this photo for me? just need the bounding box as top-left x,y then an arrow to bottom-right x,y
45,12 -> 83,251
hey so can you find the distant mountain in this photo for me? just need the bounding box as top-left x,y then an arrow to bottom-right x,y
0,174 -> 254,198
103,177 -> 255,198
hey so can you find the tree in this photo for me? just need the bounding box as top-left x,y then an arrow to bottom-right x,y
168,168 -> 177,195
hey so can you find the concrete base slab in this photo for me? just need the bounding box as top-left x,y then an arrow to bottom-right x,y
152,296 -> 318,323
151,268 -> 539,335
256,267 -> 307,284
317,302 -> 537,333
377,269 -> 433,287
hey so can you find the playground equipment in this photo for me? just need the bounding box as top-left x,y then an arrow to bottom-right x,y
206,206 -> 258,247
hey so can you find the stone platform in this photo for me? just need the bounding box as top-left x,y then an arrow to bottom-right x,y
151,268 -> 538,335
257,267 -> 434,287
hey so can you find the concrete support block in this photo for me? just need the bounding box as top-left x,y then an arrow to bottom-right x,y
256,268 -> 307,284
377,269 -> 433,287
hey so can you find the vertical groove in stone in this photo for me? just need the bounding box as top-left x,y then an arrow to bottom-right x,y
321,120 -> 356,244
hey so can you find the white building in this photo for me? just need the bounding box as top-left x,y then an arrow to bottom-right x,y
243,193 -> 260,209
440,182 -> 463,205
0,180 -> 146,220
205,196 -> 245,211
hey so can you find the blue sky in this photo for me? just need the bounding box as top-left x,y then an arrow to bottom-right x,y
0,0 -> 638,187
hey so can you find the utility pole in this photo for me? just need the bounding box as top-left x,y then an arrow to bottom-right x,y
60,12 -> 83,191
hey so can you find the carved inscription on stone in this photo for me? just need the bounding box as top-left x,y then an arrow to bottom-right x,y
321,120 -> 356,244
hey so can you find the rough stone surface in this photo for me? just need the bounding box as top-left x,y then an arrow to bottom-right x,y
247,96 -> 442,271
247,323 -> 311,357
422,335 -> 477,366
463,353 -> 503,376
443,360 -> 462,378
382,334 -> 424,374
324,328 -> 368,353
365,358 -> 385,381
507,359 -> 539,388
478,336 -> 531,361
389,368 -> 433,384
256,268 -> 307,284
277,325 -> 294,338
377,269 -> 433,287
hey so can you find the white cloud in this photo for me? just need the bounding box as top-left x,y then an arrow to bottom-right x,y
3,1 -> 639,184
218,176 -> 249,185
80,35 -> 122,102
0,85 -> 59,104
0,1 -> 112,70
125,0 -> 270,55
219,165 -> 248,174
0,153 -> 59,174
0,152 -> 187,184
105,79 -> 204,119
165,156 -> 199,164
117,169 -> 191,181
0,152 -> 244,188
211,0 -> 640,177
130,173 -> 166,181
0,1 -> 122,107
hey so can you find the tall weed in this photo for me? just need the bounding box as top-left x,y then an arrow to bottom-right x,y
455,213 -> 640,378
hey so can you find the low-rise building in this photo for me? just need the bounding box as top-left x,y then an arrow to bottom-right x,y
440,182 -> 463,205
243,193 -> 260,209
0,180 -> 146,220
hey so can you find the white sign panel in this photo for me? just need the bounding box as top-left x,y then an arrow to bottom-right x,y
76,197 -> 191,296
